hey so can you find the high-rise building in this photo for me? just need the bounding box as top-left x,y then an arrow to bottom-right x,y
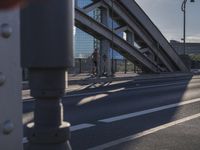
75,0 -> 123,60
75,0 -> 95,58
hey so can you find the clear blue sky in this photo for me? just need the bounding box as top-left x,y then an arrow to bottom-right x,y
135,0 -> 200,43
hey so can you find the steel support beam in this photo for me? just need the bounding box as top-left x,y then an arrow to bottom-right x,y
103,0 -> 176,72
0,8 -> 22,150
75,8 -> 158,72
119,0 -> 188,72
126,30 -> 135,46
83,0 -> 107,13
100,7 -> 111,76
115,25 -> 131,34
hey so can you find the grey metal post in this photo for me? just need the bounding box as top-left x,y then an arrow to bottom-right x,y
125,59 -> 127,74
126,30 -> 135,45
79,58 -> 82,73
126,30 -> 134,73
0,9 -> 22,150
182,0 -> 186,55
181,0 -> 195,55
134,64 -> 136,73
21,0 -> 74,149
115,59 -> 117,72
100,7 -> 111,76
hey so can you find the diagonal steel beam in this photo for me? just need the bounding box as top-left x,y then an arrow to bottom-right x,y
103,0 -> 176,72
83,0 -> 107,13
118,0 -> 188,72
75,8 -> 159,72
114,25 -> 132,34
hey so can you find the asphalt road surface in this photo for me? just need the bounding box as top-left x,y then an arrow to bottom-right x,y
23,75 -> 200,150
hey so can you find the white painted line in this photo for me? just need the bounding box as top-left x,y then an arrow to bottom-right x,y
88,113 -> 200,150
78,94 -> 108,105
99,98 -> 200,123
70,123 -> 95,132
22,137 -> 28,144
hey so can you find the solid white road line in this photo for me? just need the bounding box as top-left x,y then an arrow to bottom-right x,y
99,98 -> 200,123
70,123 -> 95,132
88,113 -> 200,150
22,98 -> 200,144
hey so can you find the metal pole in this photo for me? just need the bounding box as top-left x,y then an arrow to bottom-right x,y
100,7 -> 111,76
181,0 -> 189,55
21,0 -> 74,149
183,2 -> 186,55
181,0 -> 195,55
125,59 -> 127,74
79,58 -> 82,73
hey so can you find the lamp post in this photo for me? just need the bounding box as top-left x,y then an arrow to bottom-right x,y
181,0 -> 195,55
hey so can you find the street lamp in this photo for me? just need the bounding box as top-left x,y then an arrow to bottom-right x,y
181,0 -> 195,55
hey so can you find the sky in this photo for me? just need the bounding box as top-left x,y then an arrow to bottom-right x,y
135,0 -> 200,43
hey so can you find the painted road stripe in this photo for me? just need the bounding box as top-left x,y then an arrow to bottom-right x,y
99,98 -> 200,123
22,137 -> 28,144
22,123 -> 95,144
70,123 -> 95,132
88,113 -> 200,150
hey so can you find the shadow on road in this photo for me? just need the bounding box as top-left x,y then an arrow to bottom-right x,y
22,74 -> 200,150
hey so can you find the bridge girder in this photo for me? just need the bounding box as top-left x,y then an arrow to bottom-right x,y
75,8 -> 159,72
75,0 -> 188,72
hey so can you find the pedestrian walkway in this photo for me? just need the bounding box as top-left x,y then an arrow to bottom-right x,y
22,72 -> 192,100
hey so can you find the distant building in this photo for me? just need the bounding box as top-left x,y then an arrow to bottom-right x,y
75,0 -> 123,59
170,40 -> 200,55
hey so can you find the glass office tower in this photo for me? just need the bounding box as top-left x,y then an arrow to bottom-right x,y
75,0 -> 123,60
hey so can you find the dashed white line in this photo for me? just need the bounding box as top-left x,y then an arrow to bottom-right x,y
22,137 -> 28,144
99,98 -> 200,123
23,98 -> 200,145
88,113 -> 200,150
70,123 -> 95,132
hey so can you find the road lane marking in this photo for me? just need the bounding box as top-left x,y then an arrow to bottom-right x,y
70,123 -> 95,132
78,94 -> 108,105
88,113 -> 200,150
22,137 -> 28,144
99,98 -> 200,123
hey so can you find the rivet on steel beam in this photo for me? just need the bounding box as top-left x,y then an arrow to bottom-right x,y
0,72 -> 6,86
2,120 -> 14,135
1,23 -> 12,38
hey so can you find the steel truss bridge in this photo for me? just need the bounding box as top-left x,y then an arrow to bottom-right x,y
75,0 -> 188,73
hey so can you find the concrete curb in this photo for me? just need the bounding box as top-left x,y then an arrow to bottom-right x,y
22,73 -> 193,90
68,73 -> 193,85
22,73 -> 193,100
